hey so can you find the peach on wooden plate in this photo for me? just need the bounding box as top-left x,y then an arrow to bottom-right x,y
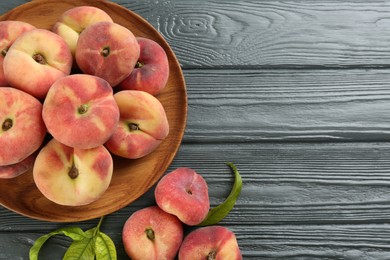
75,21 -> 140,87
119,37 -> 169,96
42,74 -> 120,149
0,0 -> 187,223
0,87 -> 46,166
3,28 -> 72,100
0,152 -> 37,179
33,138 -> 113,206
105,90 -> 169,159
0,20 -> 36,86
53,6 -> 113,57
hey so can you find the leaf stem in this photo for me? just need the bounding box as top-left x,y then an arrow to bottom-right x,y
95,216 -> 105,235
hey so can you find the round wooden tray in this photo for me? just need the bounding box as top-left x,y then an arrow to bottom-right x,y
0,0 -> 187,222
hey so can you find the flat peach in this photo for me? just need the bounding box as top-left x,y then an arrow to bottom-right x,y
75,21 -> 140,86
3,29 -> 72,99
53,6 -> 113,57
178,226 -> 242,260
42,74 -> 119,149
122,206 -> 183,260
0,152 -> 37,179
105,90 -> 169,159
0,21 -> 36,86
33,138 -> 113,206
0,87 -> 46,166
155,167 -> 210,226
119,37 -> 169,96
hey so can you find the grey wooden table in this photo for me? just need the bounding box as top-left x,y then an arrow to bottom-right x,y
2,0 -> 390,259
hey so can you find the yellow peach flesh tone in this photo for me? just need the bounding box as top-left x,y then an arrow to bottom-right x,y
3,29 -> 72,99
53,6 -> 113,56
33,138 -> 113,206
105,90 -> 169,159
0,21 -> 36,86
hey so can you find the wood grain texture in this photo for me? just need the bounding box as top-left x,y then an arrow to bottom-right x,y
2,224 -> 390,259
2,142 -> 390,259
2,0 -> 390,68
0,0 -> 390,259
120,0 -> 390,68
183,69 -> 390,142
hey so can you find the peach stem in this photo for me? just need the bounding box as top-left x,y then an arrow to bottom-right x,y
78,104 -> 89,115
128,123 -> 139,132
32,53 -> 47,65
101,46 -> 110,57
145,228 -> 155,241
1,47 -> 8,57
207,250 -> 217,260
135,61 -> 144,68
68,163 -> 79,179
2,118 -> 13,131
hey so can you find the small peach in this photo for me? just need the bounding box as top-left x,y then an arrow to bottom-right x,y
0,152 -> 37,179
105,90 -> 169,159
119,37 -> 169,96
155,167 -> 210,226
0,87 -> 46,166
42,74 -> 119,149
53,6 -> 113,57
3,29 -> 72,99
33,138 -> 113,206
0,21 -> 36,86
122,206 -> 183,260
178,226 -> 242,260
75,21 -> 140,87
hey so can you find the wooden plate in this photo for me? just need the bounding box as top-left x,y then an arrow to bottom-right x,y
0,0 -> 187,222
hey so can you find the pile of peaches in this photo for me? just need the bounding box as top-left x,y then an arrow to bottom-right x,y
0,6 -> 170,206
0,5 -> 243,259
123,167 -> 242,259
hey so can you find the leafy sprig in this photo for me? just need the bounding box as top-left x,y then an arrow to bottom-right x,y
29,216 -> 116,260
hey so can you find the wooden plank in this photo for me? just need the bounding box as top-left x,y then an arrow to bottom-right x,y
2,142 -> 390,229
183,69 -> 390,142
2,224 -> 390,259
1,137 -> 390,259
121,0 -> 390,68
2,1 -> 390,68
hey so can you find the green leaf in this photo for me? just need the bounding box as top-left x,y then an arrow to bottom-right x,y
29,227 -> 86,260
198,162 -> 243,226
63,228 -> 96,260
95,232 -> 117,260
